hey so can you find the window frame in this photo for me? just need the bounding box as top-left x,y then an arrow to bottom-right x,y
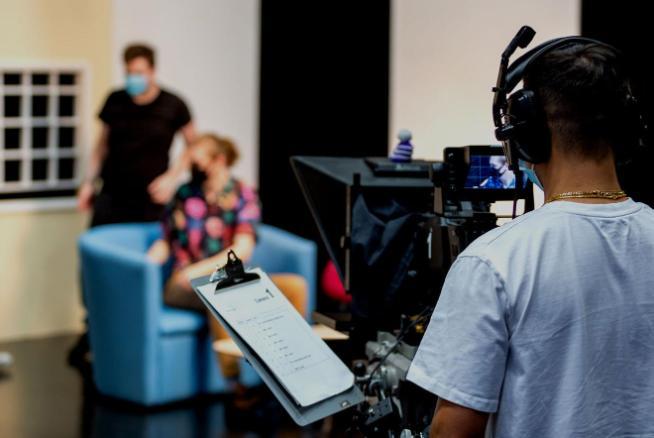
0,61 -> 90,212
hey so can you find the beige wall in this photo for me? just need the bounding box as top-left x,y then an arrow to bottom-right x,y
0,0 -> 111,341
390,0 -> 580,209
390,0 -> 580,156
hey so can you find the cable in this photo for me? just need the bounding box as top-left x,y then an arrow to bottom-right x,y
364,306 -> 434,384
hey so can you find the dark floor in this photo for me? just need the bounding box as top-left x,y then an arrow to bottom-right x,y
0,335 -> 324,438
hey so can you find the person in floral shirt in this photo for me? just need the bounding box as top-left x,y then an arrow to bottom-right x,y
162,159 -> 260,274
148,133 -> 307,389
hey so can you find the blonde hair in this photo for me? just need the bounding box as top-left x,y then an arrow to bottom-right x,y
193,133 -> 240,167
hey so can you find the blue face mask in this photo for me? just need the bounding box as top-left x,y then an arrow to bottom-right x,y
125,74 -> 148,97
518,159 -> 544,191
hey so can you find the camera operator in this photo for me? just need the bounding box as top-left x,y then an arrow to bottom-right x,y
407,42 -> 654,436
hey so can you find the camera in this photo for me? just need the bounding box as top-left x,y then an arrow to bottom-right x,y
291,145 -> 533,436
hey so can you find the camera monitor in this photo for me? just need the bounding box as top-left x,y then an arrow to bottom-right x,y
465,154 -> 519,189
444,145 -> 530,202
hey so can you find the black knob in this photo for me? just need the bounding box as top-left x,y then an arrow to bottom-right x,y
353,361 -> 367,377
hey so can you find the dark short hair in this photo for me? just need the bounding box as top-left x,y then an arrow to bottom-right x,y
524,43 -> 632,160
123,44 -> 155,67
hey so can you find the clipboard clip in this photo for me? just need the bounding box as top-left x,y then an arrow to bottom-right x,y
211,250 -> 260,292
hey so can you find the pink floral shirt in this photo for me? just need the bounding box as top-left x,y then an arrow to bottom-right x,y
162,178 -> 260,268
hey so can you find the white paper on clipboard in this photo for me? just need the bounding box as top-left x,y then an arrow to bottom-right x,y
197,268 -> 354,407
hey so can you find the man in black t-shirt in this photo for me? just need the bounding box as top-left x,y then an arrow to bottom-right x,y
69,44 -> 196,368
77,43 -> 196,225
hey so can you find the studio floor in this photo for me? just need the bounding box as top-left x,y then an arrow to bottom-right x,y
0,335 -> 323,438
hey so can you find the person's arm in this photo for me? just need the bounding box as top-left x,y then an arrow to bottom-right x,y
168,233 -> 255,290
147,239 -> 171,264
430,398 -> 489,438
77,124 -> 109,211
174,121 -> 196,173
183,233 -> 255,280
148,121 -> 197,205
163,121 -> 197,178
406,256 -> 509,435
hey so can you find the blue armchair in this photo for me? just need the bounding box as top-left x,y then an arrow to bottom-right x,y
79,223 -> 316,406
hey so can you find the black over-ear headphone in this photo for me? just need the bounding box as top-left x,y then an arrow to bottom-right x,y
493,26 -> 646,169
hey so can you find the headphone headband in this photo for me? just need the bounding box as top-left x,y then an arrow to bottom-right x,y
504,36 -> 617,93
493,28 -> 644,170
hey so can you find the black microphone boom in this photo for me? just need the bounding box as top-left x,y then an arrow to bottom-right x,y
493,25 -> 536,170
502,26 -> 536,60
493,26 -> 536,129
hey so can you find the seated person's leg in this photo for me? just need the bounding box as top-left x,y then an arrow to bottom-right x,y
163,269 -> 242,380
207,314 -> 241,380
163,272 -> 206,312
270,273 -> 308,316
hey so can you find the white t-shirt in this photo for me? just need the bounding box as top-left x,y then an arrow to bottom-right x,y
407,198 -> 654,437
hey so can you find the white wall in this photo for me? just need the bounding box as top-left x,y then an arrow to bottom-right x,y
391,0 -> 581,159
390,0 -> 580,209
112,0 -> 260,186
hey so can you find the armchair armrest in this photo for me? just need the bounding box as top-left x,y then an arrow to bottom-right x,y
79,230 -> 163,404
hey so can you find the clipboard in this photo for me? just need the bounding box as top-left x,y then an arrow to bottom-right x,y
191,269 -> 364,426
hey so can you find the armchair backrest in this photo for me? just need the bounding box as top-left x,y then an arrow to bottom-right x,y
80,222 -> 318,321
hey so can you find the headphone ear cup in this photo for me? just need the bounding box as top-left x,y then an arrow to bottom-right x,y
506,89 -> 551,164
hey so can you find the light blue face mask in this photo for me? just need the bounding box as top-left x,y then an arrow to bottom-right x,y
518,159 -> 544,190
125,74 -> 148,97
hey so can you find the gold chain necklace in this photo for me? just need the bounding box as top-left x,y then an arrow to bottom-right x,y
546,189 -> 627,204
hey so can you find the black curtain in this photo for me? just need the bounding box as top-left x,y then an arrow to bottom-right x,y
582,1 -> 654,206
258,1 -> 391,236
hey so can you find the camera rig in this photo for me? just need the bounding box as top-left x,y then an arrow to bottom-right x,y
291,146 -> 533,436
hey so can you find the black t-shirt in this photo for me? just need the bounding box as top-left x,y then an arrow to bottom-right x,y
98,89 -> 191,196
